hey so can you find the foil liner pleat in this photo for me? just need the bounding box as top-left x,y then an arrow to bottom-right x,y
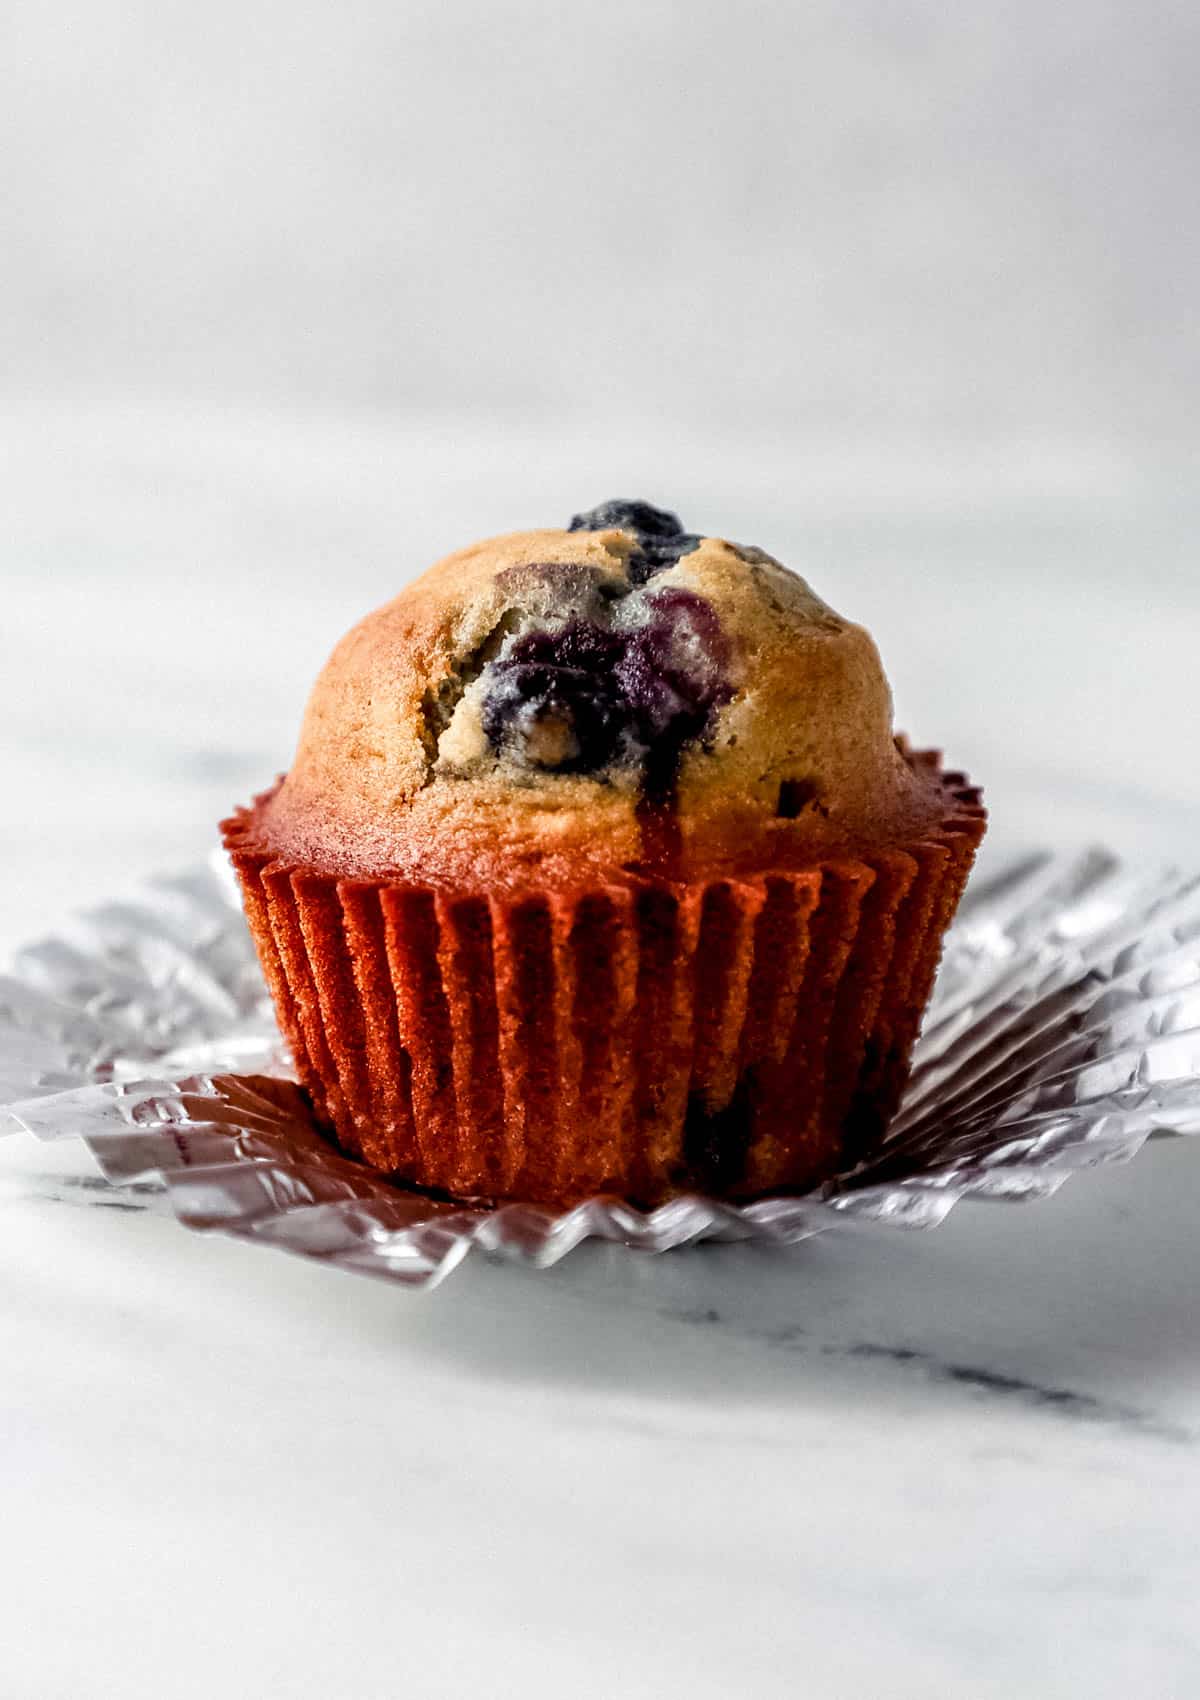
3,847 -> 1200,1288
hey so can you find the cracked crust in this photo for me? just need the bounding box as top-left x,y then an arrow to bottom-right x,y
246,524 -> 949,890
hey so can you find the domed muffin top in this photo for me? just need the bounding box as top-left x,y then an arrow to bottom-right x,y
252,501 -> 947,889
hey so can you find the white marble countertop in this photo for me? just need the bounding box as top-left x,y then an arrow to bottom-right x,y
4,399 -> 1200,1696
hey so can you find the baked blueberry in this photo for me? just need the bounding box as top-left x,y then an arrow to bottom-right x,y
568,498 -> 702,583
618,589 -> 732,756
480,620 -> 627,771
479,588 -> 732,781
568,499 -> 684,540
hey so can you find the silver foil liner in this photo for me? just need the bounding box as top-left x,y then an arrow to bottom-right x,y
3,849 -> 1199,1288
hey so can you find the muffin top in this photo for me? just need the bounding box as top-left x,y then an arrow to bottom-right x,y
252,501 -> 947,890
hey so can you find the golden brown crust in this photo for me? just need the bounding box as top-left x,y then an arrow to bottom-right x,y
250,525 -> 948,887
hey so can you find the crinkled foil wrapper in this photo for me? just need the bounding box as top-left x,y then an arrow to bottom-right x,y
3,849 -> 1199,1288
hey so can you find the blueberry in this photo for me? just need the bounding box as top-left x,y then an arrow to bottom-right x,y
505,622 -> 626,673
480,589 -> 733,785
618,590 -> 733,769
569,499 -> 684,540
480,621 -> 627,771
775,778 -> 819,819
568,499 -> 703,582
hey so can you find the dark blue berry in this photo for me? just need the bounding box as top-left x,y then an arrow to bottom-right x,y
505,623 -> 626,673
480,589 -> 732,782
568,499 -> 703,582
480,621 -> 627,771
617,590 -> 731,748
569,499 -> 683,540
775,778 -> 818,819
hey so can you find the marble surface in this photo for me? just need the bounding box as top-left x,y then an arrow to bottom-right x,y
4,400 -> 1200,1696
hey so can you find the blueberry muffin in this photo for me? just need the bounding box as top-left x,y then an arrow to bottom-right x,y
223,501 -> 985,1205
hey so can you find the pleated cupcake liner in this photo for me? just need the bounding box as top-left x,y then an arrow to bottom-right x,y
219,755 -> 985,1206
4,845 -> 1200,1287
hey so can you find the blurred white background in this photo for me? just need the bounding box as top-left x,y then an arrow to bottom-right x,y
7,0 -> 1199,438
4,0 -> 1199,936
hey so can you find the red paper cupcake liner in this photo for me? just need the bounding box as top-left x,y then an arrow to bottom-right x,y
222,753 -> 985,1206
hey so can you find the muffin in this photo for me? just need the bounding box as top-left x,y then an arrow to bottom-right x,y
222,500 -> 985,1206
